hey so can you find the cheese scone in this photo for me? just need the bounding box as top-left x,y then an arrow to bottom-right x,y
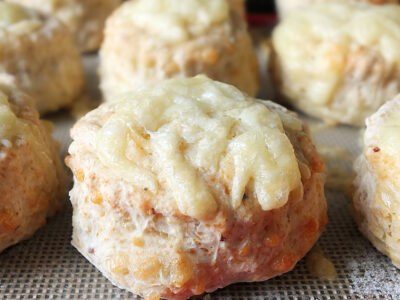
6,0 -> 122,52
0,85 -> 67,253
272,3 -> 400,126
99,0 -> 259,102
353,95 -> 400,268
0,2 -> 84,114
276,0 -> 399,18
67,76 -> 327,299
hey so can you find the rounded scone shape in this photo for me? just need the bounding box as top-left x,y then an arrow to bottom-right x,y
0,85 -> 67,252
276,0 -> 399,18
353,94 -> 400,267
99,0 -> 259,102
272,2 -> 400,126
67,75 -> 327,299
0,2 -> 84,114
6,0 -> 122,52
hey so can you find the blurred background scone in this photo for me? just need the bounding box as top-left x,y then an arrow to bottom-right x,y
353,95 -> 400,268
0,2 -> 84,114
67,76 -> 327,299
272,2 -> 400,126
0,85 -> 67,253
6,0 -> 122,52
276,0 -> 399,18
99,0 -> 259,102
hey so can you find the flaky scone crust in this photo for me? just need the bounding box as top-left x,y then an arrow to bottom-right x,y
0,88 -> 67,252
99,2 -> 259,101
67,100 -> 327,299
353,95 -> 400,267
0,10 -> 84,114
7,0 -> 122,52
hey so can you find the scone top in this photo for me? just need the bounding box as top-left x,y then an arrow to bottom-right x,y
93,75 -> 302,220
115,0 -> 230,43
0,2 -> 41,32
272,2 -> 400,105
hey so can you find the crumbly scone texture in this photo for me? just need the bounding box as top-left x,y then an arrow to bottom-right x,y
67,76 -> 327,299
0,86 -> 67,253
6,0 -> 122,52
99,0 -> 259,101
272,2 -> 400,126
0,4 -> 84,114
276,0 -> 399,18
353,95 -> 400,268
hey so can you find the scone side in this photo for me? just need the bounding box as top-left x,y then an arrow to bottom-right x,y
352,97 -> 400,267
0,90 -> 67,252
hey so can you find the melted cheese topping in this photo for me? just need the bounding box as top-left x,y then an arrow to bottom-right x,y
272,3 -> 400,105
119,0 -> 229,42
96,75 -> 301,220
0,90 -> 25,140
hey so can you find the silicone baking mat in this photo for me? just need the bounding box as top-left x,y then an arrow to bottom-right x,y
1,41 -> 400,300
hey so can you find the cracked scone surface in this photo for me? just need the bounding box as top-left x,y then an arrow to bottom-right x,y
0,85 -> 67,253
353,94 -> 400,268
6,0 -> 122,52
67,76 -> 327,299
272,2 -> 400,126
99,0 -> 259,102
0,2 -> 84,114
276,0 -> 398,18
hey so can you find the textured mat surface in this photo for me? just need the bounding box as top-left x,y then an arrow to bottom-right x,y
1,51 -> 400,300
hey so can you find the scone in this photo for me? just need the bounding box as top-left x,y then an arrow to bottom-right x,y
272,2 -> 400,126
6,0 -> 122,52
276,0 -> 399,18
99,0 -> 259,102
67,75 -> 327,299
0,85 -> 67,253
0,2 -> 84,114
353,94 -> 400,267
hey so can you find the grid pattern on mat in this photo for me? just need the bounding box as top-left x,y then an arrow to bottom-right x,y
1,54 -> 400,299
1,115 -> 400,300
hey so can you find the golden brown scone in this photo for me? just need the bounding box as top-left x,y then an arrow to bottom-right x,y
0,2 -> 84,114
6,0 -> 122,52
0,85 -> 67,253
276,0 -> 399,18
353,94 -> 400,268
99,0 -> 259,102
272,2 -> 400,126
67,75 -> 327,299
